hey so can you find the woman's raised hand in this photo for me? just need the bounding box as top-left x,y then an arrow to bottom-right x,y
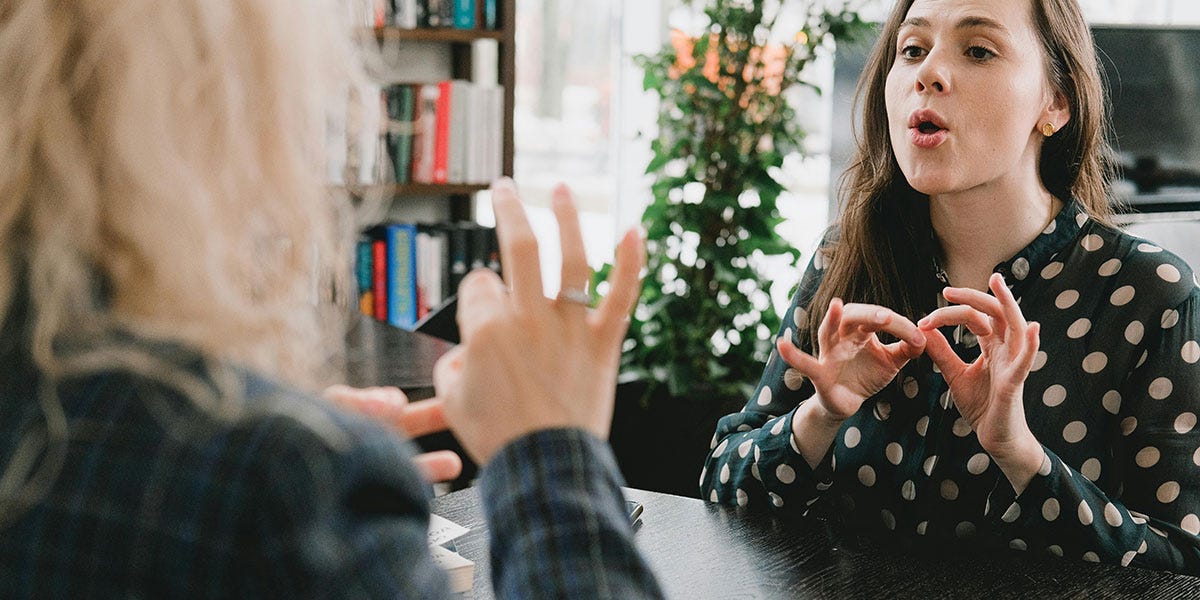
777,298 -> 927,423
432,179 -> 645,465
917,273 -> 1045,492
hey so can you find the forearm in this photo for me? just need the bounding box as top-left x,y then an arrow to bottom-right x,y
793,397 -> 845,470
479,428 -> 664,600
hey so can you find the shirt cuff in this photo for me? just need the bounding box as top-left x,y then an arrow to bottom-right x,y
984,445 -> 1057,527
478,427 -> 627,522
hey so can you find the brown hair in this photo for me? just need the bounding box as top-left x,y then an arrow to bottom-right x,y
806,0 -> 1115,347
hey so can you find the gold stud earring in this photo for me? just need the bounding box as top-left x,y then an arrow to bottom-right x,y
1042,122 -> 1056,137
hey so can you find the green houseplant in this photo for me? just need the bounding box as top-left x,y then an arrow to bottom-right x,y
602,0 -> 868,496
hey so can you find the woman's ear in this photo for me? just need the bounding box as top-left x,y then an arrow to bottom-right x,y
1044,90 -> 1071,132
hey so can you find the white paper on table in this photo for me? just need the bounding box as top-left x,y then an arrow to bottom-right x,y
428,513 -> 470,547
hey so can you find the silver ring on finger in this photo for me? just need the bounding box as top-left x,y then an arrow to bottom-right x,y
556,288 -> 591,307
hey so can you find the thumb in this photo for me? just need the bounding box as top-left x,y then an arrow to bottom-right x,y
921,326 -> 966,382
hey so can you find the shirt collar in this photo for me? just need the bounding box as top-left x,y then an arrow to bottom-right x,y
992,197 -> 1086,292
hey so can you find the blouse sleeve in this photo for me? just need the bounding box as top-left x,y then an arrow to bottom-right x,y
699,233 -> 834,511
983,286 -> 1200,574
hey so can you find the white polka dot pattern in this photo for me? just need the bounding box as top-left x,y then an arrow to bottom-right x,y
1098,258 -> 1122,276
1067,318 -> 1091,339
698,214 -> 1200,574
1041,261 -> 1064,279
1043,385 -> 1067,407
775,464 -> 795,485
1056,290 -> 1080,309
756,386 -> 773,406
1124,321 -> 1144,345
1043,498 -> 1060,521
1184,341 -> 1200,364
1101,391 -> 1121,415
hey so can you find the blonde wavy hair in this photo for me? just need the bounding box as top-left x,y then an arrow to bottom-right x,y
0,0 -> 359,514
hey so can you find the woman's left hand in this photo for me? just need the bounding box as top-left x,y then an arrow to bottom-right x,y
917,273 -> 1045,492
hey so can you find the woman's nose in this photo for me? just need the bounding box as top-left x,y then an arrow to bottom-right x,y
914,52 -> 949,94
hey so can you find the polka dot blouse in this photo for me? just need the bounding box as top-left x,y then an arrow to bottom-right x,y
700,200 -> 1200,574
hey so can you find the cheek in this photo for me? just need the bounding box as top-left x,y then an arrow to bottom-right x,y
884,70 -> 904,128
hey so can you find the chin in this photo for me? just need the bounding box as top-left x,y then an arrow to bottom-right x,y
898,167 -> 956,197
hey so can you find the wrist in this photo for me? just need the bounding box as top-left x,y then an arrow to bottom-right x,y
989,432 -> 1045,495
792,399 -> 846,470
798,397 -> 846,430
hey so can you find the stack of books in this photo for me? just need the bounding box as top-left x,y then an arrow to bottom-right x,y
356,222 -> 500,328
367,0 -> 500,30
382,81 -> 505,186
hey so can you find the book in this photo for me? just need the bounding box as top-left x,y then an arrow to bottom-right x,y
425,0 -> 444,26
393,0 -> 417,28
447,223 -> 471,294
411,84 -> 438,183
387,85 -> 415,185
453,0 -> 475,30
448,80 -> 469,184
371,236 -> 388,321
428,514 -> 473,594
386,223 -> 420,328
355,237 -> 375,317
433,81 -> 452,183
416,224 -> 449,319
482,0 -> 497,29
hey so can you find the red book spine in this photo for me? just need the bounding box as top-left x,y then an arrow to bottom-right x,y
372,239 -> 387,321
433,81 -> 452,184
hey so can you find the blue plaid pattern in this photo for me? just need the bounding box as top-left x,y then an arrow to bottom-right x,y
481,429 -> 665,599
0,342 -> 662,598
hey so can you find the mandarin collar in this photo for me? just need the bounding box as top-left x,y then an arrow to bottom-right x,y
992,197 -> 1086,294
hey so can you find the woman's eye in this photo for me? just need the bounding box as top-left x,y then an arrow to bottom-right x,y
900,45 -> 926,59
966,46 -> 996,61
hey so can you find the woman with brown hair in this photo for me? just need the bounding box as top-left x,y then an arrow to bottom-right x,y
702,0 -> 1200,574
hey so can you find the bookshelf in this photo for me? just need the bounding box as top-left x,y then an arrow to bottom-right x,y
349,0 -> 516,222
344,0 -> 515,324
344,4 -> 517,491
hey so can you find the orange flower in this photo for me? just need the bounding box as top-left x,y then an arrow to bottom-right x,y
667,29 -> 791,97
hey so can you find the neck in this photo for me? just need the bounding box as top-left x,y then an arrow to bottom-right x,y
929,175 -> 1062,291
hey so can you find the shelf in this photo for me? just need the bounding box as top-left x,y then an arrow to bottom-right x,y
367,27 -> 505,43
345,183 -> 490,197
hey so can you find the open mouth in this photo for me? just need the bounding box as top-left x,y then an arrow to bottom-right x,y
917,121 -> 942,134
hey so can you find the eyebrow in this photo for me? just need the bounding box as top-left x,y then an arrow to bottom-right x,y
899,15 -> 1008,33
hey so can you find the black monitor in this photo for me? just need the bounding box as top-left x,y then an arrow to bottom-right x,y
829,25 -> 1200,212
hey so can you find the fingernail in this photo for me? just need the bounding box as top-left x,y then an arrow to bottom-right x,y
875,309 -> 888,322
491,177 -> 515,192
913,331 -> 926,345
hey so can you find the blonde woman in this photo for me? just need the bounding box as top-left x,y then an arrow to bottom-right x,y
703,0 -> 1200,574
0,0 -> 661,596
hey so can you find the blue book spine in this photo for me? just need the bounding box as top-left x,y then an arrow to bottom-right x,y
355,238 -> 373,297
454,0 -> 475,29
386,223 -> 419,328
483,0 -> 496,29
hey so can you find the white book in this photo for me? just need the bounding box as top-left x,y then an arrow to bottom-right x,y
395,0 -> 418,28
448,80 -> 471,184
356,82 -> 383,184
466,85 -> 484,184
489,86 -> 504,181
471,39 -> 499,87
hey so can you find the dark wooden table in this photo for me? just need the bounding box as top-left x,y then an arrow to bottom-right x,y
430,487 -> 1200,599
344,314 -> 453,400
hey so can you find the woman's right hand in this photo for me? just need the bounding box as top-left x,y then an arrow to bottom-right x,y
776,298 -> 926,423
